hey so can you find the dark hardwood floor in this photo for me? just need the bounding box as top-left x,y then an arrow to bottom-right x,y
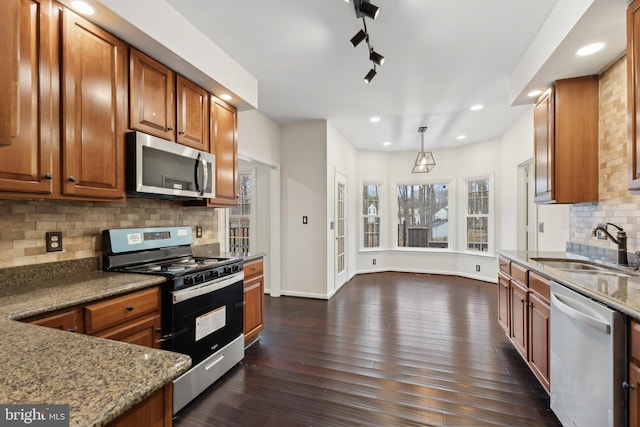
174,272 -> 560,426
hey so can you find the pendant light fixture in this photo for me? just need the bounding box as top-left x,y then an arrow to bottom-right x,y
412,126 -> 436,173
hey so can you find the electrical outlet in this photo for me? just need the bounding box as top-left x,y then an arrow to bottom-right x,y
475,265 -> 480,272
373,259 -> 376,265
196,226 -> 203,238
596,223 -> 607,240
46,231 -> 62,252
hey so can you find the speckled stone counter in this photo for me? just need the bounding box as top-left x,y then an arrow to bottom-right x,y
0,272 -> 191,427
497,249 -> 640,320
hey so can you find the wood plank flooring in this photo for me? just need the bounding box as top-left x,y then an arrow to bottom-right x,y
174,272 -> 561,426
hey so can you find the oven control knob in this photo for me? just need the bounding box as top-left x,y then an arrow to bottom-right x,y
224,267 -> 232,275
184,276 -> 193,286
211,270 -> 219,279
195,273 -> 204,284
232,265 -> 240,273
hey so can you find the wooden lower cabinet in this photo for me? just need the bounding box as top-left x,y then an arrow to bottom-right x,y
24,307 -> 81,333
92,313 -> 161,348
244,257 -> 265,347
629,320 -> 640,426
106,383 -> 172,427
498,257 -> 551,393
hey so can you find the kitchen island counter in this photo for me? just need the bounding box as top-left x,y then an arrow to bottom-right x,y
0,271 -> 191,427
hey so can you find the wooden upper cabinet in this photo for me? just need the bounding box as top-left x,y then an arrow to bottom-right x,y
129,48 -> 175,140
61,9 -> 126,199
629,0 -> 640,190
176,75 -> 209,151
210,97 -> 238,204
0,0 -> 55,194
533,76 -> 599,204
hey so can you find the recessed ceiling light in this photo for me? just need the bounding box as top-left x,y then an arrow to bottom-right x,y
527,89 -> 543,98
71,1 -> 95,15
456,135 -> 466,140
369,116 -> 381,123
383,141 -> 391,146
470,104 -> 483,111
220,93 -> 232,101
577,42 -> 604,56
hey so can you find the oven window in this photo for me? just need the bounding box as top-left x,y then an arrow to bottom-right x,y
229,169 -> 255,253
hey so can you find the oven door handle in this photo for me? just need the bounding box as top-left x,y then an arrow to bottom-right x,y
173,272 -> 244,304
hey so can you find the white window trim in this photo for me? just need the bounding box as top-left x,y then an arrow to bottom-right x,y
393,178 -> 454,252
229,167 -> 256,252
461,173 -> 494,256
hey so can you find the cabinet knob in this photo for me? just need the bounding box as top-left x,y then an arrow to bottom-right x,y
623,381 -> 635,391
126,305 -> 134,312
66,328 -> 77,333
43,172 -> 53,180
178,130 -> 185,135
168,127 -> 174,131
68,176 -> 77,183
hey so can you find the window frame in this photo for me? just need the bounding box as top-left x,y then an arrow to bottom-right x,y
394,179 -> 453,252
229,167 -> 256,253
359,181 -> 383,251
463,173 -> 493,255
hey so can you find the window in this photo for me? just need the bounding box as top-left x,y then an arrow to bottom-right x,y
466,177 -> 490,252
362,183 -> 381,248
396,183 -> 448,248
229,170 -> 254,252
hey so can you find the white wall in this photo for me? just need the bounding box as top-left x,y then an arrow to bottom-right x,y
238,110 -> 281,165
280,121 -> 328,298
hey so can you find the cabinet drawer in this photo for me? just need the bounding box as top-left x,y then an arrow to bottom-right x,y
529,271 -> 550,302
631,320 -> 640,363
244,258 -> 264,281
511,262 -> 528,286
498,257 -> 511,275
84,287 -> 160,334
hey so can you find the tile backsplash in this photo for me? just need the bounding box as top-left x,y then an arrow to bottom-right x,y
0,198 -> 219,268
568,55 -> 640,252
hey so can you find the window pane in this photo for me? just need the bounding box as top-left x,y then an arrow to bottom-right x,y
362,184 -> 380,216
467,217 -> 488,251
364,217 -> 380,248
229,171 -> 252,252
396,184 -> 448,248
468,179 -> 489,215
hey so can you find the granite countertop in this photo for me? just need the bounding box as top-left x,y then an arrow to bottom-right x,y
497,249 -> 640,319
0,271 -> 192,427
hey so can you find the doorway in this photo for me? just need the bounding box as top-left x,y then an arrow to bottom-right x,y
335,171 -> 348,290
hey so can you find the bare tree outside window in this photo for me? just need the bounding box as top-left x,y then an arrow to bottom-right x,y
396,184 -> 448,248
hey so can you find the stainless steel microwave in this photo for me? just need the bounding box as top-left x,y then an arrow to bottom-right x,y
126,131 -> 215,200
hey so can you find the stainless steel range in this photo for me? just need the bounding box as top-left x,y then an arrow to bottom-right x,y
102,226 -> 244,414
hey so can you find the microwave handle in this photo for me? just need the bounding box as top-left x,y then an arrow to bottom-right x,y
194,152 -> 208,196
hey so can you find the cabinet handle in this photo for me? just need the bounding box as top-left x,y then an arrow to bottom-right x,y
252,267 -> 257,271
624,381 -> 635,391
126,305 -> 134,312
168,127 -> 174,131
68,176 -> 76,183
66,328 -> 77,333
178,130 -> 185,135
43,173 -> 53,180
155,328 -> 162,333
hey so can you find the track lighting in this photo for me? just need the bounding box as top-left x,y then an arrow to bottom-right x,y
369,49 -> 384,66
350,29 -> 368,48
364,68 -> 377,84
359,1 -> 379,20
349,0 -> 383,82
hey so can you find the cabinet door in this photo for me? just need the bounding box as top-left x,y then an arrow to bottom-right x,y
92,313 -> 161,349
26,308 -> 79,333
510,280 -> 528,360
129,48 -> 175,140
534,90 -> 553,203
528,292 -> 550,393
497,273 -> 510,333
629,0 -> 640,189
244,275 -> 264,347
61,9 -> 126,199
210,97 -> 238,205
630,363 -> 640,427
0,0 -> 55,194
176,75 -> 208,151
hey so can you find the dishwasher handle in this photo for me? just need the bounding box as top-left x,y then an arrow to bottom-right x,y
550,292 -> 611,334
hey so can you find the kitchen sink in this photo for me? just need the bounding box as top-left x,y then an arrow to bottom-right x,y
530,258 -> 640,277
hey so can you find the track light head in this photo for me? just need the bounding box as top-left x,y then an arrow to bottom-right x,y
364,68 -> 377,84
359,1 -> 379,20
350,29 -> 368,48
369,50 -> 384,66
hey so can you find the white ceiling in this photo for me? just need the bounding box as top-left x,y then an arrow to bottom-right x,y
163,1 -> 627,151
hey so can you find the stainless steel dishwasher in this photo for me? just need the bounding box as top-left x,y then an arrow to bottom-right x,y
550,281 -> 626,427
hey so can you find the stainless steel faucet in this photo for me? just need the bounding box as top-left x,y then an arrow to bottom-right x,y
592,223 -> 628,266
